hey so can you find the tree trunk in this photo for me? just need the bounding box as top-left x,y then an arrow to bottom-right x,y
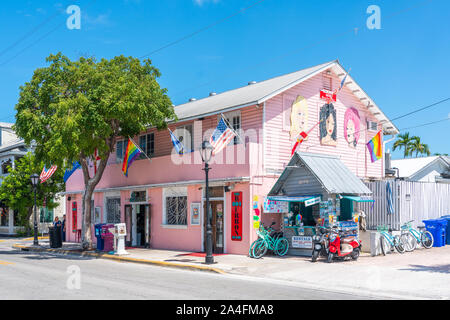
26,207 -> 33,236
80,152 -> 111,250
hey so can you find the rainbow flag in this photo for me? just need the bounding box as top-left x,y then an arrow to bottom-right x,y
122,139 -> 142,177
367,130 -> 382,163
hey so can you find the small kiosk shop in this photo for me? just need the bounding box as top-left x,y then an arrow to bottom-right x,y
265,152 -> 374,256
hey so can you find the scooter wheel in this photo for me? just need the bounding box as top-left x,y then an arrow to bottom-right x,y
311,250 -> 319,262
327,252 -> 334,263
351,248 -> 360,260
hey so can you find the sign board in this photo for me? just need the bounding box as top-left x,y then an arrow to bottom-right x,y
231,192 -> 243,241
292,236 -> 313,249
320,89 -> 337,102
72,201 -> 78,233
263,198 -> 289,213
304,196 -> 321,207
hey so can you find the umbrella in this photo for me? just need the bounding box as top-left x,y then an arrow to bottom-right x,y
386,182 -> 394,215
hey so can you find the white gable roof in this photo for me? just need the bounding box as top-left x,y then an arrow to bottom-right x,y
173,60 -> 399,134
391,156 -> 446,178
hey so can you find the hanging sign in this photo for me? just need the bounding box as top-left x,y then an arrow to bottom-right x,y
72,201 -> 78,233
304,196 -> 321,207
263,198 -> 289,213
320,89 -> 337,102
231,192 -> 243,241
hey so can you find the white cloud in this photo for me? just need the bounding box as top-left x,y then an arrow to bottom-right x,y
194,0 -> 220,6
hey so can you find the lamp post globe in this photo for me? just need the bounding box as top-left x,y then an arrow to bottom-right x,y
30,174 -> 39,246
200,141 -> 214,264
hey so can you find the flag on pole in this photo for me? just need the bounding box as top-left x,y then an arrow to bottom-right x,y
339,68 -> 351,91
122,139 -> 142,177
366,130 -> 383,163
40,165 -> 58,183
64,161 -> 81,183
210,117 -> 236,156
169,129 -> 186,155
291,131 -> 308,156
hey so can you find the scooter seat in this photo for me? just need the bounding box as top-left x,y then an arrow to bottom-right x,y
342,237 -> 355,243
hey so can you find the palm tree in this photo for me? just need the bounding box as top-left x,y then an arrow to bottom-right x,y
409,136 -> 431,157
393,132 -> 412,158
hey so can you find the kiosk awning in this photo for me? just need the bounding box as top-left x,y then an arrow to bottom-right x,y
341,195 -> 374,203
266,196 -> 321,206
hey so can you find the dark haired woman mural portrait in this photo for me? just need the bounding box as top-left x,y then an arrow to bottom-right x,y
319,103 -> 337,146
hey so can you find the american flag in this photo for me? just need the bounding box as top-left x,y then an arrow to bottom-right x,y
40,165 -> 58,183
210,117 -> 236,156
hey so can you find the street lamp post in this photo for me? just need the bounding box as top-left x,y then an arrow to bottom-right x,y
200,141 -> 214,264
30,174 -> 39,246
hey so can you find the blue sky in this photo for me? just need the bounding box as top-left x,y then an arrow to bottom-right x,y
0,0 -> 448,158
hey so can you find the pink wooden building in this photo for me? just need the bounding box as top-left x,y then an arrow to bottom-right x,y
64,60 -> 398,255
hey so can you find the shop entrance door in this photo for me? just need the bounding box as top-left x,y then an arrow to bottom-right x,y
204,201 -> 224,254
126,204 -> 151,248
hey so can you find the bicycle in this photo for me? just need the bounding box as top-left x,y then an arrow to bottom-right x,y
400,220 -> 434,251
377,225 -> 405,255
250,222 -> 289,259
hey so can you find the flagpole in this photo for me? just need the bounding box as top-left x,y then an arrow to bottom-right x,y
220,113 -> 244,146
129,137 -> 152,163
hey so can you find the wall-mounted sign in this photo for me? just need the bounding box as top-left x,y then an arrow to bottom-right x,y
320,89 -> 337,102
190,202 -> 201,225
72,201 -> 78,233
263,198 -> 289,213
231,192 -> 242,241
292,236 -> 312,249
304,197 -> 321,207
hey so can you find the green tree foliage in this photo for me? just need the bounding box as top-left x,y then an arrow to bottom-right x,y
393,132 -> 432,158
409,136 -> 431,157
393,132 -> 412,158
14,53 -> 175,248
0,153 -> 64,232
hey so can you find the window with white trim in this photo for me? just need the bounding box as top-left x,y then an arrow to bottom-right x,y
139,133 -> 155,159
222,111 -> 241,145
116,140 -> 125,164
163,187 -> 188,226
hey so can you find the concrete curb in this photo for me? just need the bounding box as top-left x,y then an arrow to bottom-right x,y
12,244 -> 226,275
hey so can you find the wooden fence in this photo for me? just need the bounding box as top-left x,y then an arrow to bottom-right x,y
360,180 -> 450,230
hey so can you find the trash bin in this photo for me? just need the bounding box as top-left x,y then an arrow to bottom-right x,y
423,219 -> 448,247
49,225 -> 63,248
440,215 -> 450,245
94,223 -> 106,251
101,224 -> 115,252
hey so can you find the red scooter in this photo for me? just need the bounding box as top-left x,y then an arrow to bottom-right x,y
327,227 -> 361,263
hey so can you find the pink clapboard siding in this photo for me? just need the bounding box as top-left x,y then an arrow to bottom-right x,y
264,70 -> 383,179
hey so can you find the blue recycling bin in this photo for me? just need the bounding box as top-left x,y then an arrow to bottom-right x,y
94,223 -> 106,251
423,219 -> 448,247
440,215 -> 450,245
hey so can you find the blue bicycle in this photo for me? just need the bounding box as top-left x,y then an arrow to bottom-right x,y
400,220 -> 434,251
377,225 -> 405,255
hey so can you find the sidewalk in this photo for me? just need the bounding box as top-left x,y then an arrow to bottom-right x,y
12,240 -> 450,300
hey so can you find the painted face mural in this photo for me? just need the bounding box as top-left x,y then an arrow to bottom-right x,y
319,103 -> 337,146
344,107 -> 360,148
290,96 -> 308,139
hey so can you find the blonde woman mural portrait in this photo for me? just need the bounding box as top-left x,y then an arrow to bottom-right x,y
319,103 -> 337,146
290,95 -> 309,139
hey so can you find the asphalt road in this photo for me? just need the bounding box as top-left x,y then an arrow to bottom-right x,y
0,239 -> 383,300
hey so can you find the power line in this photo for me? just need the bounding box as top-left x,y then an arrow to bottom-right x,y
139,0 -> 266,59
398,117 -> 449,132
390,97 -> 450,122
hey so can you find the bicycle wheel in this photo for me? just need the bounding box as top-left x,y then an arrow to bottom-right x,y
274,238 -> 289,256
400,232 -> 416,252
394,235 -> 405,254
380,235 -> 389,256
252,240 -> 268,259
421,231 -> 434,249
249,239 -> 264,258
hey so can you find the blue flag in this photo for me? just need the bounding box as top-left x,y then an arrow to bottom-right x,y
169,129 -> 185,155
64,161 -> 81,183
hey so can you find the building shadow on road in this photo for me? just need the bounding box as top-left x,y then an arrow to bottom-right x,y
0,249 -> 96,261
399,264 -> 450,274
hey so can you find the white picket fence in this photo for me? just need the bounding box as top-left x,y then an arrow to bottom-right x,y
360,180 -> 450,231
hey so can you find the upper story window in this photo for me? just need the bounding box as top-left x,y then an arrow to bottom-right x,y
222,111 -> 241,145
1,159 -> 12,175
367,120 -> 378,132
116,140 -> 125,164
174,125 -> 193,153
139,133 -> 155,159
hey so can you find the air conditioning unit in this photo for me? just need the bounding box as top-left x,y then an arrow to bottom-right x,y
367,121 -> 378,131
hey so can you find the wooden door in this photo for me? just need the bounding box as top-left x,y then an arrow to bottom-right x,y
204,201 -> 224,254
